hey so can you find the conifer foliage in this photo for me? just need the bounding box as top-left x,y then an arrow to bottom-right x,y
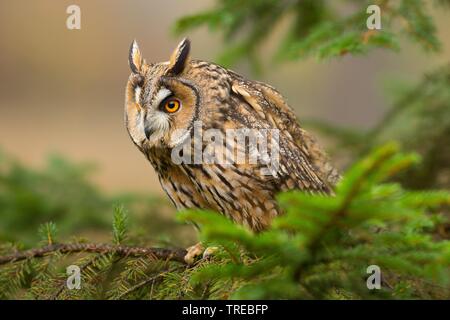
174,0 -> 449,68
0,144 -> 448,299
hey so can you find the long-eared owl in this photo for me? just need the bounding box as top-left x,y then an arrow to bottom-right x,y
125,38 -> 339,232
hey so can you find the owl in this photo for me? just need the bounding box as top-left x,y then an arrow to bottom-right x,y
125,38 -> 339,234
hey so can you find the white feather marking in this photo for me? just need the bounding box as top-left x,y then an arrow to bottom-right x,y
170,128 -> 190,147
152,87 -> 172,108
131,40 -> 139,55
151,112 -> 170,133
146,111 -> 170,144
134,87 -> 141,103
140,87 -> 173,145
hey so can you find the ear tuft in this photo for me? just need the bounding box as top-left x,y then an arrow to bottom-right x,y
129,39 -> 143,74
168,38 -> 191,75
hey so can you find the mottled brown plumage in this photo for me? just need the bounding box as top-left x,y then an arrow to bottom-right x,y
125,38 -> 339,232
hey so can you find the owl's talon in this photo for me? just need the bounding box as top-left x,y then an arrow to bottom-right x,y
202,246 -> 219,259
184,242 -> 204,265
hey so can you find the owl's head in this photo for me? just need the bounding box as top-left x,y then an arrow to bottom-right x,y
125,38 -> 208,152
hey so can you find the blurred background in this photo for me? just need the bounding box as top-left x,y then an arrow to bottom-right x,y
0,0 -> 449,245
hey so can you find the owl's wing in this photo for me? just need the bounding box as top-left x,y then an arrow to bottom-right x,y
228,72 -> 339,194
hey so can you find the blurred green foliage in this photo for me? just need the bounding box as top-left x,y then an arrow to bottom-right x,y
0,151 -> 193,247
174,0 -> 449,70
1,144 -> 448,299
0,152 -> 109,244
174,144 -> 450,299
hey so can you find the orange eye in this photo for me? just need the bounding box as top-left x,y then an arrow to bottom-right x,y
164,98 -> 181,113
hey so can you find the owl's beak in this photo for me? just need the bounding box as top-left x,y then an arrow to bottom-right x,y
144,124 -> 153,139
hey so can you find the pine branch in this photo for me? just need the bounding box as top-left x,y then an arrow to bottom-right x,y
174,0 -> 448,67
0,243 -> 188,265
50,254 -> 106,300
292,145 -> 396,279
116,265 -> 184,300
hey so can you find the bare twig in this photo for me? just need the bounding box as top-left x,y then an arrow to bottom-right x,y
0,243 -> 188,266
